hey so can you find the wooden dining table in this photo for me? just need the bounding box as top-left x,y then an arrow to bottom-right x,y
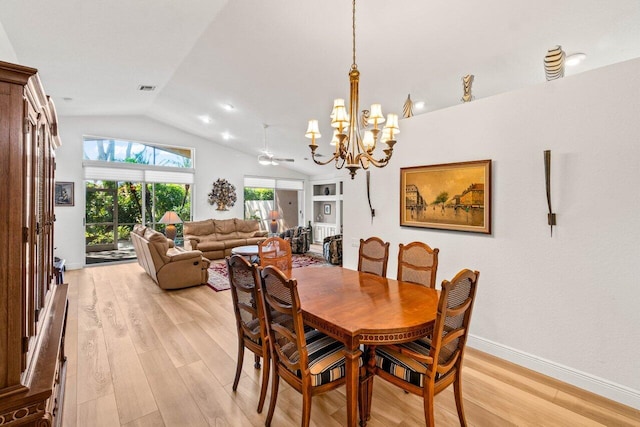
293,266 -> 439,427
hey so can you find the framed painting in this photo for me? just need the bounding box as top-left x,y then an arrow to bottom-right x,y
324,204 -> 331,215
400,160 -> 491,234
55,181 -> 74,206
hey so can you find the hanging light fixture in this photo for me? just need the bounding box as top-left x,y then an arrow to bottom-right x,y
305,0 -> 399,179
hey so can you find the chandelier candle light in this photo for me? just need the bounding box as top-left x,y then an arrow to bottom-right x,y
305,0 -> 399,179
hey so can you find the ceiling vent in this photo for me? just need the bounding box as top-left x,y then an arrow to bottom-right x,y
138,85 -> 156,91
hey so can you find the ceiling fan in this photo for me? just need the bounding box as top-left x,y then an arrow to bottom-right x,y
258,124 -> 294,165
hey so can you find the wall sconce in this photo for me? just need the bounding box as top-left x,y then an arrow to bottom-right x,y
544,150 -> 557,236
159,211 -> 183,241
269,210 -> 279,234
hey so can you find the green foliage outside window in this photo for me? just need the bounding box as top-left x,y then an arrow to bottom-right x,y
244,187 -> 274,201
85,180 -> 191,246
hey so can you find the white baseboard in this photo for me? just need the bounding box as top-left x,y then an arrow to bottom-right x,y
65,263 -> 83,271
467,335 -> 640,410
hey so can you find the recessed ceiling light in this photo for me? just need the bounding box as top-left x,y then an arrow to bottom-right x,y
414,101 -> 425,109
138,85 -> 156,91
565,53 -> 586,67
63,97 -> 73,101
222,131 -> 231,140
198,115 -> 212,124
223,103 -> 235,111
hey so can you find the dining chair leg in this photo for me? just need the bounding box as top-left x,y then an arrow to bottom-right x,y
423,384 -> 436,427
254,353 -> 261,369
301,389 -> 312,427
232,340 -> 245,391
265,366 -> 280,427
257,349 -> 270,413
453,373 -> 468,426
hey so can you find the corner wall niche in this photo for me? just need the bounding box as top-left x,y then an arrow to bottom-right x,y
311,180 -> 343,243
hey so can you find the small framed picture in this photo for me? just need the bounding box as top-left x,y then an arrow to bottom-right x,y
55,181 -> 74,206
324,204 -> 331,215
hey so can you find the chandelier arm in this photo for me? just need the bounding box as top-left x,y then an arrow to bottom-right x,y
355,152 -> 392,168
311,151 -> 342,166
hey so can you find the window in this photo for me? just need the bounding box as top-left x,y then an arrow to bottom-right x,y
243,177 -> 304,231
83,136 -> 195,264
83,136 -> 193,168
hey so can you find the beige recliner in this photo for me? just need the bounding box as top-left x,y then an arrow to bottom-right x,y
131,224 -> 210,290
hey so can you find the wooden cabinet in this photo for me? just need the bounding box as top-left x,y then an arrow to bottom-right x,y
0,61 -> 67,426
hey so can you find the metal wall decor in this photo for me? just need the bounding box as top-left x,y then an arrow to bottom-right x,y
544,46 -> 565,81
208,178 -> 237,211
461,75 -> 474,103
544,150 -> 556,236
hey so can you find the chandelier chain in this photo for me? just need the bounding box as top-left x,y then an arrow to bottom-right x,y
352,0 -> 357,69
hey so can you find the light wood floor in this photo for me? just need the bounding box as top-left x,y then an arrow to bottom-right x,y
62,262 -> 640,426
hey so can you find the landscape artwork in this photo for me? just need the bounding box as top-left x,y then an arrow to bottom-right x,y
400,160 -> 491,234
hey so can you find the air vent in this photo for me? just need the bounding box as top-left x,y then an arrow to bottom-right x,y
138,85 -> 156,91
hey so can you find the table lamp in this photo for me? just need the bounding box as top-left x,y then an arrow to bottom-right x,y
159,211 -> 182,241
269,210 -> 279,234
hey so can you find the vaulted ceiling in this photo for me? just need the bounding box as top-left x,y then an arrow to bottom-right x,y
2,0 -> 639,175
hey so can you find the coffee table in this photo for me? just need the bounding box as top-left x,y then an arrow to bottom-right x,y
231,245 -> 274,263
230,245 -> 260,257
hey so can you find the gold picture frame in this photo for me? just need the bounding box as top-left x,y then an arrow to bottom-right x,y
400,160 -> 491,234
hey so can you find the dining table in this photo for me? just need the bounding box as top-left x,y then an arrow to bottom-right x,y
293,266 -> 439,427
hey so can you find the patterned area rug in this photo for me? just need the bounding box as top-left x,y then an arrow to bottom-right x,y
206,252 -> 329,292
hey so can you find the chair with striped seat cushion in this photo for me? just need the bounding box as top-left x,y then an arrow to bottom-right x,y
259,265 -> 363,427
226,255 -> 270,413
369,269 -> 479,426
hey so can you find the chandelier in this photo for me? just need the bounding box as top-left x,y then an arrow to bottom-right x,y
305,0 -> 399,179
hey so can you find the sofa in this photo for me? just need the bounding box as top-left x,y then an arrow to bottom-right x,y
183,218 -> 268,260
279,226 -> 310,254
323,234 -> 342,265
131,224 -> 210,290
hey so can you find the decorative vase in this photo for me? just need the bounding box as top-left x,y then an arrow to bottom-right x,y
216,203 -> 227,211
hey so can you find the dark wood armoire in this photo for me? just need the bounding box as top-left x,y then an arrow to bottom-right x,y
0,61 -> 68,426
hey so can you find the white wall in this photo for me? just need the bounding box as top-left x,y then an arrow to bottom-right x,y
0,21 -> 17,63
55,115 -> 308,269
341,58 -> 640,408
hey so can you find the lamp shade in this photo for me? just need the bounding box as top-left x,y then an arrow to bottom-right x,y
305,120 -> 321,138
269,210 -> 279,220
369,104 -> 385,123
159,211 -> 182,224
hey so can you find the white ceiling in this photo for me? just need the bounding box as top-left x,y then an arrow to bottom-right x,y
1,0 -> 639,175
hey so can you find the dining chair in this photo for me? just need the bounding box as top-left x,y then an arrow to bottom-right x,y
357,237 -> 390,277
367,269 -> 479,426
226,255 -> 270,413
397,241 -> 440,288
259,265 -> 363,427
259,236 -> 293,278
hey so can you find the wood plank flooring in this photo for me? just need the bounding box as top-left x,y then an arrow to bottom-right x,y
62,262 -> 640,426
